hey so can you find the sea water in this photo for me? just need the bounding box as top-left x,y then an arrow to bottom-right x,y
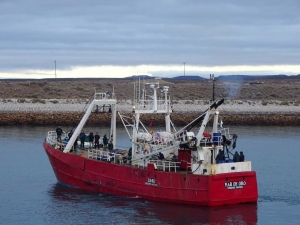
0,126 -> 299,225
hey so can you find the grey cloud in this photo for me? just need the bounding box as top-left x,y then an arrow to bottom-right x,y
1,0 -> 300,72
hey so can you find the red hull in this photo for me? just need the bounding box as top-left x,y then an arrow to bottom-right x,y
43,143 -> 258,206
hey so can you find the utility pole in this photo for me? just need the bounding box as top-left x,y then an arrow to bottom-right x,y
183,62 -> 186,76
210,74 -> 215,101
54,60 -> 56,78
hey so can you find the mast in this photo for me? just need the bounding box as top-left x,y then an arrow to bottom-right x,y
129,81 -> 172,160
210,74 -> 215,102
150,83 -> 158,112
110,90 -> 117,147
64,92 -> 117,153
163,86 -> 171,132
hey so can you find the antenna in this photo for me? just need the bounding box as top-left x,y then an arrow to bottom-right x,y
210,74 -> 215,101
54,60 -> 56,78
133,79 -> 136,102
138,76 -> 140,101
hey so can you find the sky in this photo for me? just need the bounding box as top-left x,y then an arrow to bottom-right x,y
1,0 -> 300,79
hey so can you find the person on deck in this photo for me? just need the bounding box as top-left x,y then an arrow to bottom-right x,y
56,126 -> 63,142
158,152 -> 165,160
108,141 -> 113,152
73,136 -> 78,152
68,130 -> 73,139
89,132 -> 94,148
79,131 -> 85,149
103,134 -> 108,150
239,151 -> 245,162
94,132 -> 100,149
215,149 -> 225,163
233,151 -> 240,162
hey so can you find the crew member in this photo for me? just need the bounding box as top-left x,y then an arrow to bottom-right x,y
56,126 -> 63,142
233,151 -> 240,162
158,152 -> 165,160
239,151 -> 245,162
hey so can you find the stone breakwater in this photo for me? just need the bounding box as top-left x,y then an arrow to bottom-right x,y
0,112 -> 299,126
1,100 -> 300,126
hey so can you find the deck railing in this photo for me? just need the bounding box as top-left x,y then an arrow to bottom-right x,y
87,149 -> 123,164
132,159 -> 181,172
149,160 -> 180,172
46,131 -> 68,145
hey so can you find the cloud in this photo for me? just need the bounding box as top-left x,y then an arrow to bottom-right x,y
0,0 -> 300,78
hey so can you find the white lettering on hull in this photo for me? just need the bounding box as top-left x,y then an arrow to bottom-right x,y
145,178 -> 158,186
224,181 -> 246,189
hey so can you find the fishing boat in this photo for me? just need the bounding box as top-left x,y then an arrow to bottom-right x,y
43,81 -> 258,206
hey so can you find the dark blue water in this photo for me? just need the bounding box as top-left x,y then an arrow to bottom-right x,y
0,126 -> 300,224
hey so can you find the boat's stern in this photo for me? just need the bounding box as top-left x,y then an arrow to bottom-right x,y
208,171 -> 258,206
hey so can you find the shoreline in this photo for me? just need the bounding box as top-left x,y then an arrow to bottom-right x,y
0,112 -> 299,126
1,99 -> 300,114
0,100 -> 299,126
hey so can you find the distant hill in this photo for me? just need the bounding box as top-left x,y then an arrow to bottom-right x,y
163,74 -> 300,80
2,74 -> 299,82
216,74 -> 300,80
168,75 -> 206,80
124,75 -> 152,80
0,75 -> 300,101
123,75 -> 207,80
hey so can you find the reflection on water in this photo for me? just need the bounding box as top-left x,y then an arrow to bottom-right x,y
48,183 -> 258,225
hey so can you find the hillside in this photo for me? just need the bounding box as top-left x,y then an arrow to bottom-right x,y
0,76 -> 300,103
